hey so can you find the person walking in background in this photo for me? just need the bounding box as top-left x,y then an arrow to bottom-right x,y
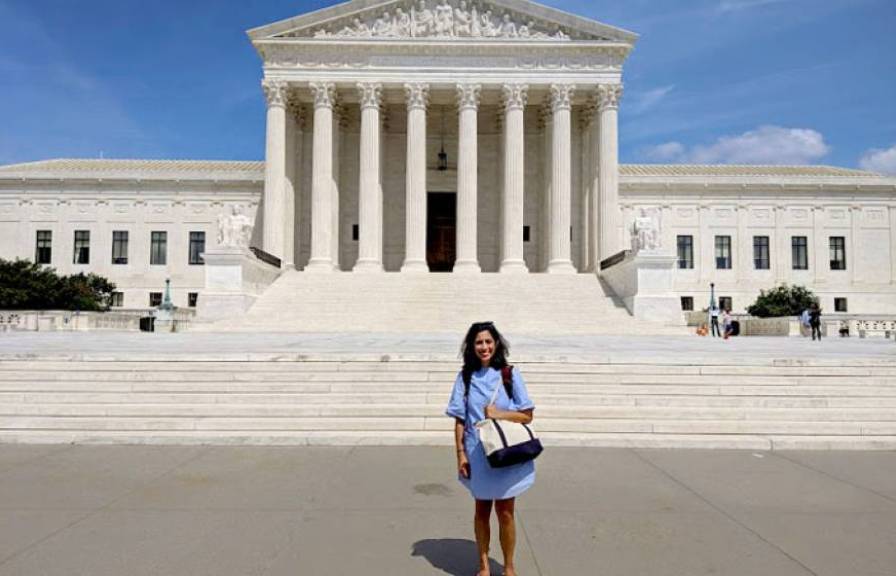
721,308 -> 733,340
446,322 -> 536,576
809,303 -> 823,341
709,303 -> 721,337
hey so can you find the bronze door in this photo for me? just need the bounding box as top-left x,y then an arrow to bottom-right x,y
427,192 -> 456,272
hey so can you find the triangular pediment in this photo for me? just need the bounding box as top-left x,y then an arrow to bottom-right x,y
248,0 -> 638,44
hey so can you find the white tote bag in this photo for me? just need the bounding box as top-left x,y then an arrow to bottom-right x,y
475,375 -> 543,468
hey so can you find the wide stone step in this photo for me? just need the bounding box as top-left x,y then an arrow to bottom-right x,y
2,403 -> 895,422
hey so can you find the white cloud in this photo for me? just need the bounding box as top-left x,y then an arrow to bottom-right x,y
859,145 -> 896,175
718,0 -> 790,12
641,125 -> 831,165
643,141 -> 686,162
628,85 -> 675,115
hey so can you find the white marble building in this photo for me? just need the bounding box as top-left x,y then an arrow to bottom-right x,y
1,0 -> 895,319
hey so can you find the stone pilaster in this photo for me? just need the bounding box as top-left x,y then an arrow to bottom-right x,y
262,79 -> 287,260
850,205 -> 861,285
402,83 -> 429,272
354,82 -> 384,272
307,81 -> 337,272
455,83 -> 481,273
597,83 -> 623,263
500,83 -> 528,273
548,83 -> 576,274
812,206 -> 826,285
890,206 -> 896,284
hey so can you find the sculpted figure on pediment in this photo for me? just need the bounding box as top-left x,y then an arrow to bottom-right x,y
435,1 -> 454,36
500,13 -> 518,37
480,10 -> 498,37
373,11 -> 395,36
394,8 -> 412,36
454,1 -> 472,36
413,0 -> 436,36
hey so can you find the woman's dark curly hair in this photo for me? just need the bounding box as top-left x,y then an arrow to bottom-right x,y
460,321 -> 511,389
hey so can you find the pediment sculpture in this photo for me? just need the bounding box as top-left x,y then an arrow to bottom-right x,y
217,205 -> 253,249
309,0 -> 575,40
631,207 -> 662,254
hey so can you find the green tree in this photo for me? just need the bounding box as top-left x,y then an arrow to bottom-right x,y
0,258 -> 116,311
746,284 -> 819,318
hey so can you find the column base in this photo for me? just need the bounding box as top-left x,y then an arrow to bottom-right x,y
547,260 -> 577,274
305,258 -> 336,273
353,259 -> 384,273
499,260 -> 529,274
453,260 -> 481,274
401,260 -> 429,273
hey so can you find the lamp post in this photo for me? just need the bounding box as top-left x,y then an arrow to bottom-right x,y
708,282 -> 716,332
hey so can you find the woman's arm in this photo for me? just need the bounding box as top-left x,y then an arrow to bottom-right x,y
455,418 -> 470,478
484,406 -> 534,425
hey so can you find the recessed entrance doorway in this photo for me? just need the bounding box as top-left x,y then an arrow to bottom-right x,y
427,192 -> 456,272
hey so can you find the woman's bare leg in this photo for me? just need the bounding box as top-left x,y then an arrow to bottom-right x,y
475,499 -> 493,575
495,498 -> 516,576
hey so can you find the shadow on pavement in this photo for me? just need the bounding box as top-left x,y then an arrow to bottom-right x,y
412,538 -> 503,575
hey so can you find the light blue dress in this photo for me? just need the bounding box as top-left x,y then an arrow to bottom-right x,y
445,366 -> 536,501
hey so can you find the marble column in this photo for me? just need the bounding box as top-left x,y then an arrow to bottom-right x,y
548,83 -> 576,274
262,79 -> 287,260
402,83 -> 429,272
597,84 -> 623,263
455,83 -> 481,273
587,96 -> 601,271
354,82 -> 384,272
307,82 -> 337,272
500,83 -> 528,273
283,100 -> 301,270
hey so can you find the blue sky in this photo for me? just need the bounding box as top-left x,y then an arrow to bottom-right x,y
1,0 -> 894,172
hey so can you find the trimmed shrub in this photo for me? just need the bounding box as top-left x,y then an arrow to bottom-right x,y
0,259 -> 116,311
746,284 -> 818,318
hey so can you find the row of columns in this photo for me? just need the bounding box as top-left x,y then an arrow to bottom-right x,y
261,79 -> 623,273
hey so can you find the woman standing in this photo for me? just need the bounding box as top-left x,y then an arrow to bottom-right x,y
446,322 -> 536,576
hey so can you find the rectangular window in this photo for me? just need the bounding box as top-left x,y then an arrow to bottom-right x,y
188,292 -> 199,308
73,230 -> 90,264
677,235 -> 694,269
680,296 -> 694,311
792,236 -> 808,270
715,236 -> 732,269
523,226 -> 530,243
149,292 -> 163,307
753,236 -> 770,270
834,297 -> 848,312
110,292 -> 124,307
150,231 -> 167,265
352,224 -> 359,242
719,296 -> 733,312
111,231 -> 129,265
35,230 -> 52,264
189,231 -> 205,265
830,236 -> 846,270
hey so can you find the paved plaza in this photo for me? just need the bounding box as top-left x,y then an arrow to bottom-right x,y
0,445 -> 893,575
2,331 -> 895,362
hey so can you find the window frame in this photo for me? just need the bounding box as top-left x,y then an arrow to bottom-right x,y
753,235 -> 770,270
110,292 -> 124,307
834,297 -> 848,313
189,231 -> 206,266
829,236 -> 846,271
73,230 -> 90,265
715,235 -> 732,270
149,292 -> 163,307
680,296 -> 694,311
35,230 -> 52,264
111,230 -> 129,265
792,236 -> 809,270
150,231 -> 167,266
677,235 -> 694,269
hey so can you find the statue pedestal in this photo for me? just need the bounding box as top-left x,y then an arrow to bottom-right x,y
197,247 -> 282,322
600,250 -> 685,326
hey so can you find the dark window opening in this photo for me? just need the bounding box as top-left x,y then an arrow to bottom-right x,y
35,230 -> 52,264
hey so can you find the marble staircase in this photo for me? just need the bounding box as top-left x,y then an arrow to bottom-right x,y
208,270 -> 685,335
1,355 -> 894,450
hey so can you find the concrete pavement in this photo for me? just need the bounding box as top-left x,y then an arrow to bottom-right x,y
0,445 -> 893,575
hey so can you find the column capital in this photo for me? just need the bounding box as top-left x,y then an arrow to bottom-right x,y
262,79 -> 288,109
404,83 -> 430,111
550,84 -> 575,113
357,82 -> 383,110
597,84 -> 624,111
456,83 -> 481,111
310,82 -> 337,109
501,83 -> 529,112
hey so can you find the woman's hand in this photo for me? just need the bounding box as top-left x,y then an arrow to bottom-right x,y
457,450 -> 470,479
485,403 -> 499,420
485,405 -> 534,425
